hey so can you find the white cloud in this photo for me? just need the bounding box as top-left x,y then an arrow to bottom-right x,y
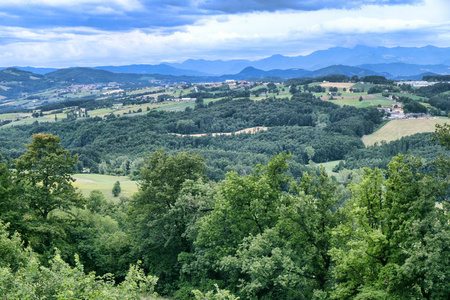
0,0 -> 448,66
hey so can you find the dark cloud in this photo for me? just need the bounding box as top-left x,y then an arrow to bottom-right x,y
198,0 -> 423,13
0,0 -> 424,31
0,1 -> 199,30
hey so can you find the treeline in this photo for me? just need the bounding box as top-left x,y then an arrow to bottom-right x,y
342,132 -> 450,170
38,98 -> 113,112
415,82 -> 450,97
429,94 -> 450,114
423,74 -> 450,81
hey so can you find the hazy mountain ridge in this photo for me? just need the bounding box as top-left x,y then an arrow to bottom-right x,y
166,45 -> 450,76
3,45 -> 450,78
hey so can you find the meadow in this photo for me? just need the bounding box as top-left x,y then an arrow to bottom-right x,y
72,173 -> 138,202
362,117 -> 450,146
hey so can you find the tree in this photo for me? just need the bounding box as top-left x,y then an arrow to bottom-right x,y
87,190 -> 108,213
330,155 -> 449,299
14,133 -> 83,220
12,133 -> 84,259
112,181 -> 121,197
0,159 -> 26,235
128,149 -> 206,289
192,153 -> 291,295
433,123 -> 450,150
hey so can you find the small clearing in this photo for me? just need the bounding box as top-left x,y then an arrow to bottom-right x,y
171,126 -> 268,137
73,174 -> 138,202
320,82 -> 355,89
362,118 -> 449,147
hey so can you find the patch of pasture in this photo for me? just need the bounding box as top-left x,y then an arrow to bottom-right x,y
73,173 -> 139,202
362,117 -> 449,146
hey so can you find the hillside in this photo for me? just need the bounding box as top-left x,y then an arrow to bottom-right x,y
362,118 -> 450,146
45,67 -> 146,84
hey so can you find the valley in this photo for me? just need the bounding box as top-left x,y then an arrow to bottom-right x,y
0,60 -> 449,300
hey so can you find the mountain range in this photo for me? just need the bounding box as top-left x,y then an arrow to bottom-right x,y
1,45 -> 450,80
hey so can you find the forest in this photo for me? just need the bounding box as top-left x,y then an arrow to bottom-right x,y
0,78 -> 450,298
0,93 -> 384,181
0,124 -> 449,299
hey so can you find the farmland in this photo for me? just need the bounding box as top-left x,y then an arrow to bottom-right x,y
362,117 -> 450,146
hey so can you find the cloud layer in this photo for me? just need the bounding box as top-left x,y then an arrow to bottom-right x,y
0,0 -> 448,67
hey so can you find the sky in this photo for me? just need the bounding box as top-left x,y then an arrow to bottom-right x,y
0,0 -> 449,67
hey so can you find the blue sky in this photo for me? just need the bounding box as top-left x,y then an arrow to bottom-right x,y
0,0 -> 448,67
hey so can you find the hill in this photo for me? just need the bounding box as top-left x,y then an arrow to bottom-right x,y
358,63 -> 450,78
93,64 -> 209,76
45,67 -> 146,84
0,68 -> 54,100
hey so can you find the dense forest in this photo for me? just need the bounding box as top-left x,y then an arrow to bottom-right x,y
0,124 -> 449,298
0,94 -> 383,181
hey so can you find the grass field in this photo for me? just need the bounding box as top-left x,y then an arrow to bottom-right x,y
362,118 -> 450,146
311,160 -> 343,175
326,94 -> 394,108
72,174 -> 138,202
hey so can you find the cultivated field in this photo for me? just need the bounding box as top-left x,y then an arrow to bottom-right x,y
72,173 -> 138,202
362,118 -> 449,146
171,126 -> 268,137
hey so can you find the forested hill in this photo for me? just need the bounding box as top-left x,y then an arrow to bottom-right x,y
0,94 -> 381,180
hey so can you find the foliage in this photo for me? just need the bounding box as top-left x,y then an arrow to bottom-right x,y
360,75 -> 392,84
193,284 -> 239,300
433,123 -> 450,150
112,181 -> 121,197
14,133 -> 84,219
428,94 -> 450,114
415,83 -> 450,97
0,220 -> 158,299
128,149 -> 206,291
330,155 -> 449,299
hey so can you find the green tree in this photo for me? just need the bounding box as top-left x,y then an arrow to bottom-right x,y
12,133 -> 84,259
196,153 -> 290,261
433,123 -> 450,149
87,190 -> 108,213
112,181 -> 121,197
192,153 -> 291,295
221,168 -> 343,299
128,149 -> 206,290
330,155 -> 449,299
0,221 -> 158,299
14,133 -> 83,220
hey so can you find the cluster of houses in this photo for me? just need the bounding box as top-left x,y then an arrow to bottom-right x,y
377,102 -> 430,119
395,81 -> 438,87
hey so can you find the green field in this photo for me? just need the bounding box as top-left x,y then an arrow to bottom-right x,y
312,160 -> 342,172
72,174 -> 139,202
327,94 -> 394,108
362,117 -> 449,146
